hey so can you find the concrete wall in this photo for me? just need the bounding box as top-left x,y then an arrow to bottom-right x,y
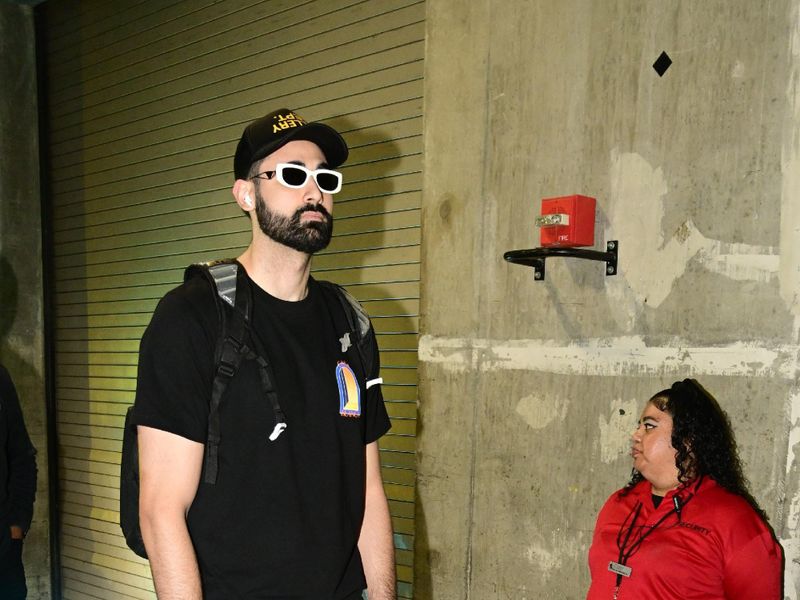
415,1 -> 800,598
0,4 -> 51,599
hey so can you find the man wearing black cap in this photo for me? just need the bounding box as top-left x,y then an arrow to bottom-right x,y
132,110 -> 396,599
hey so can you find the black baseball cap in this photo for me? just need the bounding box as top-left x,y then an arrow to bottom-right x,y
233,109 -> 349,180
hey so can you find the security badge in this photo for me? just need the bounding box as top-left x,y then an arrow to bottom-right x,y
608,561 -> 632,578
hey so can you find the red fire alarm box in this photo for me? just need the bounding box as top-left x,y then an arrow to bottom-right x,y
536,194 -> 596,248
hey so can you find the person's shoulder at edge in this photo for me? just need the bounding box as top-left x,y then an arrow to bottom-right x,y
0,362 -> 17,391
0,363 -> 23,411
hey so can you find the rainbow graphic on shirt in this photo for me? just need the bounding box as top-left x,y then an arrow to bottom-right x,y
336,361 -> 361,417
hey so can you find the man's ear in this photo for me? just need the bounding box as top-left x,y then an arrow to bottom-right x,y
232,179 -> 255,212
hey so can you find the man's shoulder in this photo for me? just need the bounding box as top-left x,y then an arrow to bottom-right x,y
310,277 -> 349,315
157,273 -> 217,316
312,278 -> 371,324
144,273 -> 221,345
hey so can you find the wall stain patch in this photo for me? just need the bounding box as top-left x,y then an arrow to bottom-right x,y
607,150 -> 783,330
515,393 -> 568,430
599,397 -> 640,464
524,542 -> 563,572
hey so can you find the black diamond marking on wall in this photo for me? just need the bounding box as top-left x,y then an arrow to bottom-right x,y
653,51 -> 672,77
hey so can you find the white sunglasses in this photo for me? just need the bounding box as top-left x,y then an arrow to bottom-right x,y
251,163 -> 343,194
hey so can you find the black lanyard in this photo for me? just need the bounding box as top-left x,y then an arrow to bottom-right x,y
614,501 -> 679,585
613,478 -> 702,589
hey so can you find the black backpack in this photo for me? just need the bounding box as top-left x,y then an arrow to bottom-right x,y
119,260 -> 377,558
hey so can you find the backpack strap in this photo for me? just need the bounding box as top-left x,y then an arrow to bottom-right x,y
317,281 -> 380,388
185,261 -> 251,484
246,330 -> 288,442
184,260 -> 288,484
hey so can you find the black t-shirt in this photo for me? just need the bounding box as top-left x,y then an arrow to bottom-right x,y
132,273 -> 391,600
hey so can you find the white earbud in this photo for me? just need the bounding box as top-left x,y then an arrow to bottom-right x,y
244,194 -> 253,208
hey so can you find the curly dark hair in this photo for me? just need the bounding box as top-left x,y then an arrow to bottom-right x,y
623,378 -> 767,520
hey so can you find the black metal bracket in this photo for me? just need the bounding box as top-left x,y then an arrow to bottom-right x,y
503,241 -> 618,281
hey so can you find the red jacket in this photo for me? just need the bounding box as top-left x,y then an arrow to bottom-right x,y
587,477 -> 782,599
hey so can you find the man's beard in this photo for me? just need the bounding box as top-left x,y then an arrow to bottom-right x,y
254,189 -> 333,254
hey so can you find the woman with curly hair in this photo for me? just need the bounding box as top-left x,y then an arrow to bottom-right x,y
586,379 -> 782,599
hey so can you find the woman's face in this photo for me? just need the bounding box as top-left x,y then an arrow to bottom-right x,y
630,401 -> 681,495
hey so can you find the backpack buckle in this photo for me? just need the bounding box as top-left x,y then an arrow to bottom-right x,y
217,361 -> 236,378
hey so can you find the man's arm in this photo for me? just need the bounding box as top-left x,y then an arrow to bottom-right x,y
358,441 -> 396,600
138,425 -> 204,600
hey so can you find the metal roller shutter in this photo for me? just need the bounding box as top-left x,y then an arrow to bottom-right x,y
42,1 -> 422,597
